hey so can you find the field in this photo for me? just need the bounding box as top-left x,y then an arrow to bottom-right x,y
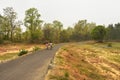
0,43 -> 45,62
45,42 -> 120,80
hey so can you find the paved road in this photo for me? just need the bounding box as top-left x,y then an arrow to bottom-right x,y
0,44 -> 64,80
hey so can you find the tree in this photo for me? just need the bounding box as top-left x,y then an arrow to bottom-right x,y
3,7 -> 17,41
91,25 -> 106,42
53,20 -> 63,43
0,15 -> 4,43
13,21 -> 23,42
106,24 -> 114,40
24,8 -> 43,43
114,23 -> 120,40
60,29 -> 69,42
42,23 -> 54,42
66,27 -> 74,41
72,20 -> 90,41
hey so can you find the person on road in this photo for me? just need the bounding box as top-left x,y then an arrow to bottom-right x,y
46,42 -> 49,50
49,42 -> 53,50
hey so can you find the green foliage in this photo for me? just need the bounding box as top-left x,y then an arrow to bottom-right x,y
0,6 -> 120,43
60,30 -> 70,42
64,72 -> 69,78
71,20 -> 96,41
43,20 -> 63,43
53,20 -> 63,43
18,49 -> 28,56
107,43 -> 112,47
24,8 -> 43,43
33,46 -> 40,51
106,23 -> 120,41
0,39 -> 3,44
3,7 -> 17,41
91,25 -> 106,42
43,23 -> 54,42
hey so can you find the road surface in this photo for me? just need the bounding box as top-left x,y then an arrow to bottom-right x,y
0,44 -> 64,80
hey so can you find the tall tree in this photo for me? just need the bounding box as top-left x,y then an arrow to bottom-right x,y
43,23 -> 54,42
0,15 -> 4,43
106,24 -> 114,40
60,29 -> 69,42
91,25 -> 106,42
24,8 -> 43,43
3,7 -> 17,41
13,21 -> 23,42
73,20 -> 88,41
114,23 -> 120,40
53,20 -> 63,43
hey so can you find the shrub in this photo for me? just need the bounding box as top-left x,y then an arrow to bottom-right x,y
18,49 -> 28,56
64,72 -> 69,78
33,46 -> 40,51
0,39 -> 3,44
107,43 -> 112,47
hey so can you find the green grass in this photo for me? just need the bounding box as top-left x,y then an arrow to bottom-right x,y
0,53 -> 17,61
91,42 -> 120,49
112,42 -> 120,49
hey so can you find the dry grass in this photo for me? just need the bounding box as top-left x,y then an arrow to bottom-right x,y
0,43 -> 45,62
45,42 -> 120,80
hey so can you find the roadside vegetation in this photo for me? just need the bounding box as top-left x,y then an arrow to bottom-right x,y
45,42 -> 120,80
0,44 -> 45,62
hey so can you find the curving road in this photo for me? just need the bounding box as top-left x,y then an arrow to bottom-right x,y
0,44 -> 64,80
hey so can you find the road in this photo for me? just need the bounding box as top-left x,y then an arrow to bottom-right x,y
0,44 -> 64,80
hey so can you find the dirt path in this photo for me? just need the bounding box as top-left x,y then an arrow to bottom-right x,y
0,44 -> 64,80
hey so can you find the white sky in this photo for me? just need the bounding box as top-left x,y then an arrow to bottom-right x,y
0,0 -> 120,27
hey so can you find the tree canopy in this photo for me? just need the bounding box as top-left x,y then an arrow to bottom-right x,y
91,25 -> 106,42
0,7 -> 120,44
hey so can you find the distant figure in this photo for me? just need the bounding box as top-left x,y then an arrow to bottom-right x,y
46,42 -> 49,50
49,42 -> 53,50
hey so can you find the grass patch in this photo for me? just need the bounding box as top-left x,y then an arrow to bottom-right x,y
32,46 -> 41,51
88,73 -> 105,80
107,55 -> 120,63
0,53 -> 17,61
49,71 -> 69,80
101,65 -> 112,72
55,55 -> 65,65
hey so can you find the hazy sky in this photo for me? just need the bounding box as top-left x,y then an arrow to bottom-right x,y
0,0 -> 120,27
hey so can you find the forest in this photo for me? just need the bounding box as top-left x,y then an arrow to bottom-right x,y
0,7 -> 120,44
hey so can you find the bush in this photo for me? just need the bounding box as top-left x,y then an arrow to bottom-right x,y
33,46 -> 40,51
64,72 -> 69,78
107,43 -> 112,47
18,49 -> 28,56
0,39 -> 3,44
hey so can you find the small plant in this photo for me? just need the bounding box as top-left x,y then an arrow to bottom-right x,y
18,49 -> 28,56
33,46 -> 40,51
107,43 -> 112,47
64,72 -> 69,78
0,39 -> 3,44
